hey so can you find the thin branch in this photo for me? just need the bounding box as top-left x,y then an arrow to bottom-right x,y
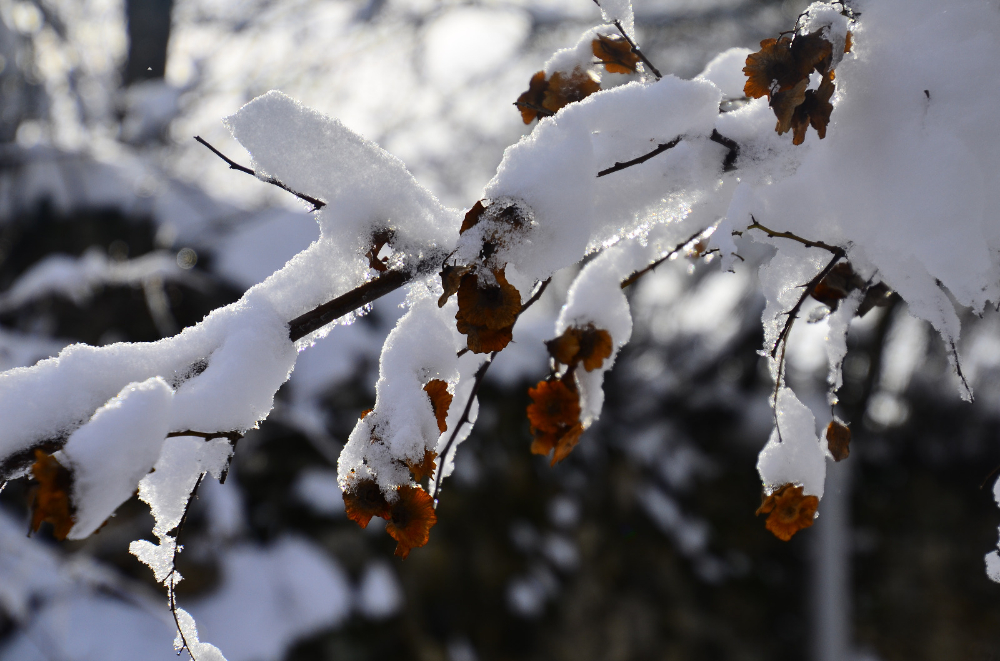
597,136 -> 681,177
167,430 -> 242,443
949,339 -> 973,402
194,136 -> 326,211
288,268 -> 414,341
770,251 -> 845,358
167,473 -> 205,661
612,20 -> 662,80
747,216 -> 843,254
620,228 -> 707,289
520,277 -> 552,313
431,355 -> 494,503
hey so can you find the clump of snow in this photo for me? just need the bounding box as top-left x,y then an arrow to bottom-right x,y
696,48 -> 753,99
756,388 -> 826,498
63,377 -> 174,538
594,0 -> 635,41
173,608 -> 227,661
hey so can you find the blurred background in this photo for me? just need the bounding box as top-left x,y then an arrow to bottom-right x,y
1,0 -> 1000,659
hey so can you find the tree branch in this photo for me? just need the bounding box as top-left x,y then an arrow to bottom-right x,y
746,216 -> 843,254
194,136 -> 326,212
597,136 -> 682,177
288,268 -> 414,341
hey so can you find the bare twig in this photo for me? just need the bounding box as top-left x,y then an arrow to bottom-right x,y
747,216 -> 843,254
597,136 -> 681,177
620,228 -> 707,289
520,278 -> 552,313
167,473 -> 205,661
612,20 -> 662,80
194,136 -> 326,211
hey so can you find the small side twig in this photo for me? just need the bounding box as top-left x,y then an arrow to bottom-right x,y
167,473 -> 205,661
612,19 -> 662,80
598,136 -> 682,177
194,136 -> 326,211
770,251 -> 845,358
620,228 -> 707,289
513,101 -> 555,119
431,355 -> 495,502
747,216 -> 843,254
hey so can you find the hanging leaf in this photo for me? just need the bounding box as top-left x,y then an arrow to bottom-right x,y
545,325 -> 614,372
542,67 -> 601,114
756,483 -> 819,541
826,420 -> 851,462
386,485 -> 437,559
424,379 -> 453,433
515,71 -> 550,124
343,478 -> 390,528
455,268 -> 522,353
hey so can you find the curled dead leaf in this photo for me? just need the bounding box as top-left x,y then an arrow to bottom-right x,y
826,420 -> 851,462
30,450 -> 75,540
811,261 -> 866,309
516,71 -> 550,124
592,34 -> 640,74
756,483 -> 818,541
424,380 -> 453,433
343,478 -> 390,529
407,450 -> 438,483
527,378 -> 585,465
545,325 -> 614,372
790,74 -> 836,145
386,485 -> 437,559
543,67 -> 601,114
455,268 -> 522,353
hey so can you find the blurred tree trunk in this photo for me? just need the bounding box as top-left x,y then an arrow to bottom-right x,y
123,0 -> 173,86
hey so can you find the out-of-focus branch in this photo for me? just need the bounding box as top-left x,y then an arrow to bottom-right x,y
194,136 -> 326,211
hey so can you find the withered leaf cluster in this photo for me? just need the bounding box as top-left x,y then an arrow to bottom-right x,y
744,29 -> 852,145
546,324 -> 613,372
527,378 -> 584,466
344,480 -> 437,559
515,66 -> 601,124
30,450 -> 75,540
441,199 -> 531,354
756,483 -> 819,541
